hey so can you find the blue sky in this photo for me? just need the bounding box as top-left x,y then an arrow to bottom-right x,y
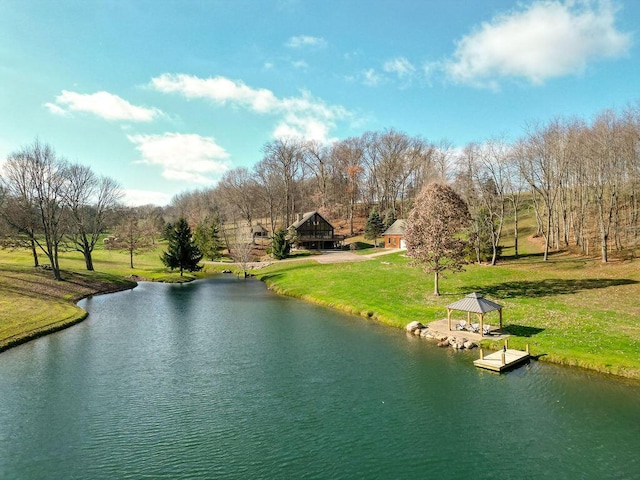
1,0 -> 638,206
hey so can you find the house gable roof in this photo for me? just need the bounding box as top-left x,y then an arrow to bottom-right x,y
383,219 -> 406,236
290,211 -> 334,229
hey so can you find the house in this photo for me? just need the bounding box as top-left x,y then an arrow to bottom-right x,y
235,223 -> 269,244
289,211 -> 343,249
251,224 -> 268,239
382,219 -> 406,249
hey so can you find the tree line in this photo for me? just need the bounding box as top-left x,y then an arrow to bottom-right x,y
2,104 -> 639,281
170,105 -> 640,265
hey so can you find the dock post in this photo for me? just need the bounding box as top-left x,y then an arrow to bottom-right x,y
501,352 -> 506,366
480,349 -> 484,360
505,338 -> 509,350
526,344 -> 530,354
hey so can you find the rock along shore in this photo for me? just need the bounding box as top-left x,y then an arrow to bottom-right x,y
405,320 -> 478,350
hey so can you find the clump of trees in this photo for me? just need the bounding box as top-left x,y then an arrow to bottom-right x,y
0,139 -> 121,280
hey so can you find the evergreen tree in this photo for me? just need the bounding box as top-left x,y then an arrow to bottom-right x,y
271,228 -> 291,259
383,209 -> 397,229
161,218 -> 203,276
364,210 -> 385,248
194,219 -> 223,261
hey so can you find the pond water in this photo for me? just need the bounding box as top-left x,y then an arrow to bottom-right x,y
0,277 -> 638,479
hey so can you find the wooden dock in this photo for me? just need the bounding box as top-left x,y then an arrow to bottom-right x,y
474,341 -> 530,372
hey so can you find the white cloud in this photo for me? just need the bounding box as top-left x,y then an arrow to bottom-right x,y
285,35 -> 327,49
151,74 -> 278,113
362,68 -> 383,87
43,102 -> 69,116
292,60 -> 309,69
383,57 -> 416,78
150,74 -> 351,143
128,132 -> 229,184
46,90 -> 162,121
446,0 -> 632,88
120,189 -> 173,207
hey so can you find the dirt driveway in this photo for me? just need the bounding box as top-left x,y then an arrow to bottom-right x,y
207,248 -> 403,269
312,248 -> 402,263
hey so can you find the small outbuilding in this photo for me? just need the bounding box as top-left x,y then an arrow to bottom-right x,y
446,292 -> 503,336
382,219 -> 406,249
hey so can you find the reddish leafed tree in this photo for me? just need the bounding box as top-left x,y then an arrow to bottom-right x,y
405,183 -> 471,296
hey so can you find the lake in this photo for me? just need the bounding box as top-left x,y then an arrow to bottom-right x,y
0,277 -> 638,479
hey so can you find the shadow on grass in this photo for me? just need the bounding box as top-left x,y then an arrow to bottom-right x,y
466,278 -> 638,298
503,324 -> 545,337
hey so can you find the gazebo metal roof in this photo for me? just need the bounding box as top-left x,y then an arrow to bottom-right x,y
447,292 -> 503,314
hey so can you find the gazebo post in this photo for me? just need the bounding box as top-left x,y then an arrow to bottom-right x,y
479,313 -> 484,337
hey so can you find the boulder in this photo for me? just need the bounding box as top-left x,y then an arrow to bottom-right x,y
405,321 -> 424,333
464,341 -> 476,349
420,329 -> 433,338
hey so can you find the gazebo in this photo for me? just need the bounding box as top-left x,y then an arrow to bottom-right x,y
446,292 -> 503,336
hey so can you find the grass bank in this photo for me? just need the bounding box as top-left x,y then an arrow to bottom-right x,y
0,243 -> 224,352
256,249 -> 640,379
0,263 -> 137,352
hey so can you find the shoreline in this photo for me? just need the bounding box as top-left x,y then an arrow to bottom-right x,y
0,275 -> 137,354
2,269 -> 638,381
258,275 -> 640,380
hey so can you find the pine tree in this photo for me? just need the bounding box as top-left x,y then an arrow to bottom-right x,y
271,228 -> 291,259
364,210 -> 385,248
194,219 -> 223,261
383,209 -> 397,229
161,218 -> 203,276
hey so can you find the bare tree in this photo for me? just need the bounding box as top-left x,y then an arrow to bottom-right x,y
262,138 -> 305,227
405,183 -> 471,296
3,141 -> 69,279
254,157 -> 285,233
1,150 -> 48,266
331,137 -> 364,235
474,139 -> 510,265
110,208 -> 154,269
217,167 -> 258,228
302,140 -> 332,211
65,163 -> 122,270
518,120 -> 572,261
228,225 -> 254,278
